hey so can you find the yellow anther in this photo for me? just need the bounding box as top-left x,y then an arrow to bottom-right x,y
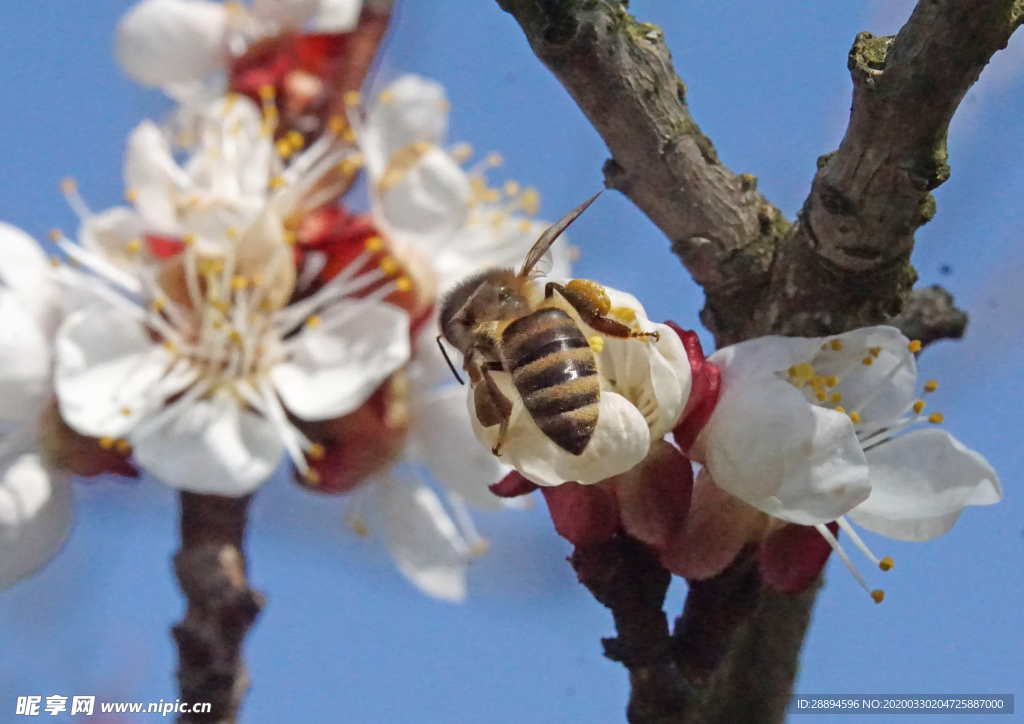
341,127 -> 357,144
177,131 -> 196,147
343,90 -> 361,107
305,315 -> 322,329
162,340 -> 176,352
115,438 -> 131,455
928,412 -> 944,424
831,393 -> 842,404
908,340 -> 922,353
924,379 -> 938,393
327,115 -> 347,134
830,339 -> 843,351
504,180 -> 521,196
378,89 -> 395,104
124,188 -> 139,203
222,91 -> 240,111
826,376 -> 838,387
470,539 -> 491,556
869,346 -> 882,358
48,228 -> 63,242
285,130 -> 304,151
521,187 -> 540,215
283,230 -> 297,246
252,273 -> 264,287
483,188 -> 500,203
49,257 -> 60,268
348,514 -> 369,537
913,400 -> 926,414
849,411 -> 861,424
486,151 -> 504,167
834,406 -> 846,413
268,175 -> 286,190
228,330 -> 243,344
862,356 -> 873,366
789,362 -> 815,383
879,556 -> 894,572
450,142 -> 473,163
151,297 -> 167,312
379,257 -> 399,276
98,437 -> 115,450
588,335 -> 606,354
225,227 -> 237,239
275,138 -> 294,159
258,84 -> 276,101
871,589 -> 885,604
365,236 -> 384,252
816,391 -> 827,402
395,276 -> 412,293
182,233 -> 196,246
120,407 -> 131,416
302,468 -> 321,485
125,238 -> 142,254
230,276 -> 248,291
308,443 -> 325,461
60,177 -> 77,194
437,99 -> 451,113
519,220 -> 532,233
338,156 -> 363,176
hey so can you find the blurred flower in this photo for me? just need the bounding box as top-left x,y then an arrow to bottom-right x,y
50,95 -> 409,497
0,223 -> 72,590
667,326 -> 1001,601
469,286 -> 692,487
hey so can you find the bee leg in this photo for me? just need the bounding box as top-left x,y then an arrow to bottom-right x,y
477,361 -> 513,457
544,282 -> 660,341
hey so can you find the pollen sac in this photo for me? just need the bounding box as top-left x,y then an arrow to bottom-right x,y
565,279 -> 611,315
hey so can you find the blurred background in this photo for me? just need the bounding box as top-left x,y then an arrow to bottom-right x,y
0,1 -> 1021,722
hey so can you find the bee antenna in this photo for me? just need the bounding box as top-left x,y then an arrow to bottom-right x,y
436,334 -> 465,385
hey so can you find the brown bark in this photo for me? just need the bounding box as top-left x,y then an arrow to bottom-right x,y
173,493 -> 264,724
496,0 -> 1021,721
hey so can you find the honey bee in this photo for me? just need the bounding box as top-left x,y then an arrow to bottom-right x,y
438,193 -> 659,457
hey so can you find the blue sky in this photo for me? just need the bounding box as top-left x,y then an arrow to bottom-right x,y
1,1 -> 1021,722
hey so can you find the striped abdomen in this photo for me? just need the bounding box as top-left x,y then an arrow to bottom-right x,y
501,308 -> 600,455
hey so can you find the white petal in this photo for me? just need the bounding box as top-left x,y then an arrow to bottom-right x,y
374,146 -> 472,249
407,385 -> 509,511
132,390 -> 284,495
0,453 -> 73,591
124,121 -> 186,234
54,307 -> 179,438
693,368 -> 870,525
0,290 -> 52,424
253,0 -> 321,27
79,207 -> 149,268
314,0 -> 362,31
469,371 -> 651,487
0,222 -> 59,334
706,333 -> 825,381
272,300 -> 410,420
362,75 -> 450,176
815,326 -> 917,423
850,428 -> 1001,541
372,472 -> 468,602
116,0 -> 228,87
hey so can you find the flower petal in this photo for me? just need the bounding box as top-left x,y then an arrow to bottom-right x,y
313,0 -> 362,31
407,385 -> 508,511
362,75 -> 450,176
468,370 -> 651,486
54,307 -> 180,439
124,120 -> 186,234
79,207 -> 149,269
272,300 -> 410,420
372,472 -> 468,602
116,0 -> 228,88
131,390 -> 283,495
850,428 -> 1001,541
693,363 -> 870,525
253,0 -> 321,27
0,222 -> 60,334
0,453 -> 73,591
0,290 -> 52,424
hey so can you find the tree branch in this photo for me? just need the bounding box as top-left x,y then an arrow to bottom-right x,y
761,0 -> 1022,337
890,284 -> 968,348
173,493 -> 264,724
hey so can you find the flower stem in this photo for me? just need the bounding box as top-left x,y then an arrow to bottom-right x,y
172,492 -> 265,724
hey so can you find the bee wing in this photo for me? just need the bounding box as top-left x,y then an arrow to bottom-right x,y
517,191 -> 600,277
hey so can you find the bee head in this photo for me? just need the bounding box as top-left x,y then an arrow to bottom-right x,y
440,268 -> 530,352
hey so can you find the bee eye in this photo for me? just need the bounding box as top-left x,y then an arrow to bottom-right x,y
498,290 -> 511,302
